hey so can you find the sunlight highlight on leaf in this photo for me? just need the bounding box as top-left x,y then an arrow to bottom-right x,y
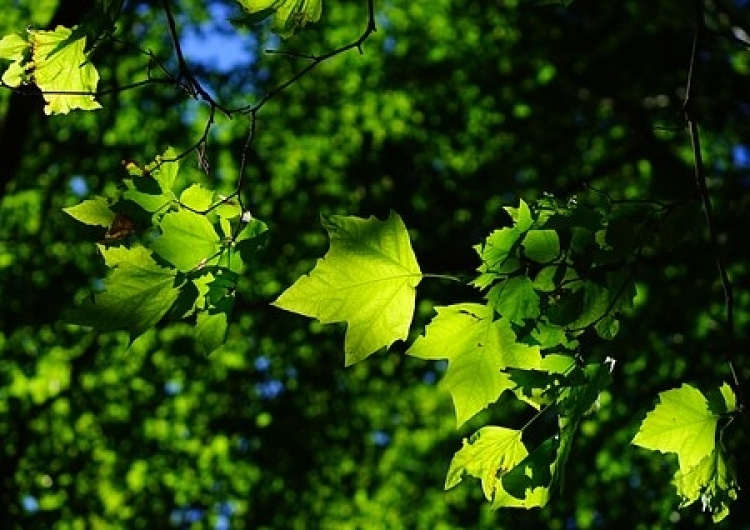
273,212 -> 422,366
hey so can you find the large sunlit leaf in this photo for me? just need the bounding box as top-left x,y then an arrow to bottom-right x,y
407,303 -> 541,426
633,383 -> 738,520
273,212 -> 422,366
65,246 -> 180,338
632,384 -> 718,469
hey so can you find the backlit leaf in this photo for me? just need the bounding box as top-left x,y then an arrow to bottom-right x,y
487,276 -> 541,324
273,212 -> 421,366
65,246 -> 180,337
673,449 -> 738,523
522,229 -> 560,263
407,303 -> 541,426
237,0 -> 322,38
445,426 -> 528,504
632,384 -> 717,470
196,304 -> 232,356
152,210 -> 222,272
63,196 -> 115,227
3,26 -> 103,114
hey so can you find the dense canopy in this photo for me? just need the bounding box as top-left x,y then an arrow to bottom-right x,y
1,0 -> 749,528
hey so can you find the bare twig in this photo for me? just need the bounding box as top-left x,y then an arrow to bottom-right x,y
683,0 -> 742,410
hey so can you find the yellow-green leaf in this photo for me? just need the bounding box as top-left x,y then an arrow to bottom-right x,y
445,426 -> 528,502
237,0 -> 322,38
19,26 -> 102,114
407,303 -> 541,426
273,212 -> 421,366
632,384 -> 717,469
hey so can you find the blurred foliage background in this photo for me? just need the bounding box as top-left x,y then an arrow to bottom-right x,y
1,0 -> 750,528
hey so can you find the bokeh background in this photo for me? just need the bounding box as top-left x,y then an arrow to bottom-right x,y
1,0 -> 750,528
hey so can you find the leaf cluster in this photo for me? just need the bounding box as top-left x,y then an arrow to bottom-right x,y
63,148 -> 268,354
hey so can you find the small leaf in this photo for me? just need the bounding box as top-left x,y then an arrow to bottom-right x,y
196,303 -> 232,356
151,147 -> 179,193
152,210 -> 221,272
719,382 -> 737,414
236,0 -> 322,38
63,197 -> 115,227
180,183 -> 214,211
594,315 -> 619,340
0,33 -> 28,85
487,276 -> 540,324
522,229 -> 560,263
273,211 -> 421,366
445,426 -> 528,503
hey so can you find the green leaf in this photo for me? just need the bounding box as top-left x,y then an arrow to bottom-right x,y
472,199 -> 535,288
30,26 -> 102,114
273,212 -> 422,366
522,229 -> 560,263
65,246 -> 180,337
180,183 -> 215,211
530,319 -> 575,349
632,384 -> 718,470
151,147 -> 179,193
632,383 -> 738,521
236,0 -> 323,38
673,449 -> 738,522
63,196 -> 115,227
498,436 -> 555,509
152,210 -> 222,272
507,199 -> 534,232
487,276 -> 541,324
407,303 -> 541,426
0,33 -> 28,85
445,426 -> 528,502
195,302 -> 232,356
719,382 -> 737,413
123,180 -> 172,213
594,314 -> 619,340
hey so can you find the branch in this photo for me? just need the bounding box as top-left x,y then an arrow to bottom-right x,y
683,0 -> 742,410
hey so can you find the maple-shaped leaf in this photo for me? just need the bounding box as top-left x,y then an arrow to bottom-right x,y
633,383 -> 739,521
32,26 -> 102,114
632,384 -> 718,470
236,0 -> 322,38
273,212 -> 422,366
445,426 -> 528,502
65,245 -> 180,338
0,26 -> 101,114
407,303 -> 541,426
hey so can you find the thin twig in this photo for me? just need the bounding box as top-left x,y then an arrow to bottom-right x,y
683,0 -> 742,410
